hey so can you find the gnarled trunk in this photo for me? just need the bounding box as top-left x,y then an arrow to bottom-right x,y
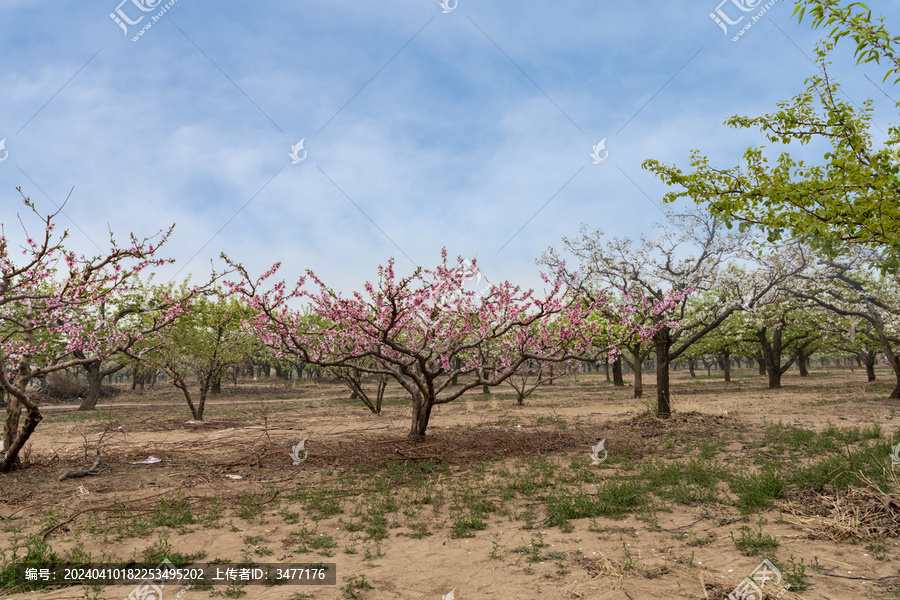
754,352 -> 766,375
78,358 -> 126,411
409,392 -> 433,438
79,360 -> 103,411
173,376 -> 205,421
612,358 -> 624,387
624,344 -> 644,398
632,358 -> 643,398
797,353 -> 809,377
1,377 -> 43,472
654,327 -> 672,419
757,325 -> 795,390
479,368 -> 490,395
862,350 -> 876,382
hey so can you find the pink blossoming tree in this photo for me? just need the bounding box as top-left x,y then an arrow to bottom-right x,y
228,251 -> 686,438
0,192 -> 180,471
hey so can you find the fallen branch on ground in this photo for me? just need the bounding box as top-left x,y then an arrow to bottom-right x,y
58,454 -> 101,481
58,424 -> 117,481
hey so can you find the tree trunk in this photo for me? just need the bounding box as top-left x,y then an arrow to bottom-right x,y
612,358 -> 624,387
721,350 -> 732,383
863,351 -> 876,382
688,357 -> 696,377
797,352 -> 810,377
174,380 -> 203,421
409,393 -> 433,438
757,329 -> 782,390
1,377 -> 43,472
2,395 -> 21,466
211,375 -> 222,395
757,326 -> 796,390
480,369 -> 490,395
78,360 -> 103,411
626,345 -> 643,398
755,352 -> 766,375
654,327 -> 672,419
604,360 -> 610,382
197,387 -> 207,419
891,369 -> 900,399
0,402 -> 41,472
632,358 -> 643,398
347,369 -> 361,399
374,375 -> 387,415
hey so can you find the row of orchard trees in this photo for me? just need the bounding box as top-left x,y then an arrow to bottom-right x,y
6,0 -> 900,470
539,213 -> 900,398
0,195 -> 689,470
3,201 -> 900,472
225,250 -> 689,439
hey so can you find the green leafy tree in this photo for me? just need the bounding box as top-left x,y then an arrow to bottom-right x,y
75,277 -> 192,410
149,290 -> 256,420
794,0 -> 900,85
645,1 -> 900,271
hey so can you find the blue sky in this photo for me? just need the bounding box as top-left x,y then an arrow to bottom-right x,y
1,0 -> 899,294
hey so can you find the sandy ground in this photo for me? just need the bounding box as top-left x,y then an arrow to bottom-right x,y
2,368 -> 900,600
